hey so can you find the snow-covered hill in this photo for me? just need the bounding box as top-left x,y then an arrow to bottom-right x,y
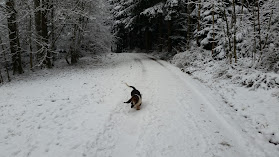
0,53 -> 278,157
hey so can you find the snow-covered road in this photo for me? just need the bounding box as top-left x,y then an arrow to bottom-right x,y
0,53 -> 277,157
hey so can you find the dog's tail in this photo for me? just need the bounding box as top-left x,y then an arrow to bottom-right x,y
125,83 -> 136,90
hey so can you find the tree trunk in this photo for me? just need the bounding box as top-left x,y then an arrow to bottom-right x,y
240,0 -> 244,21
6,0 -> 24,74
70,24 -> 78,64
50,0 -> 55,60
158,15 -> 163,52
262,10 -> 273,50
186,0 -> 192,50
77,1 -> 85,54
196,0 -> 201,47
167,20 -> 172,53
232,0 -> 237,63
49,0 -> 58,62
0,37 -> 11,81
256,0 -> 262,62
145,27 -> 149,52
34,0 -> 42,59
28,5 -> 33,70
252,0 -> 257,62
0,68 -> 3,83
42,0 -> 52,68
222,0 -> 232,61
212,3 -> 215,56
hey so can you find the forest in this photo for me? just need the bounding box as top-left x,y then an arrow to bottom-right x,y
0,0 -> 111,82
0,0 -> 278,82
111,0 -> 278,68
0,1 -> 279,156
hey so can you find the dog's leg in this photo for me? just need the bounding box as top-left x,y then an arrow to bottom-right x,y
124,97 -> 132,103
135,103 -> 141,110
131,102 -> 135,108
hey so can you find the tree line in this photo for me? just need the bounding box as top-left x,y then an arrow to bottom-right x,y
110,0 -> 278,70
0,0 -> 111,83
0,0 -> 278,84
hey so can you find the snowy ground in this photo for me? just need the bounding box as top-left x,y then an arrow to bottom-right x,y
0,53 -> 278,157
171,51 -> 279,156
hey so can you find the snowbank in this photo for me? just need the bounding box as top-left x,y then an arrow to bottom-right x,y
171,50 -> 279,152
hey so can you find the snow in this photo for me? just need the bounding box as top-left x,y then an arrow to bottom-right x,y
1,52 -> 279,157
165,0 -> 178,7
114,6 -> 122,11
172,50 -> 279,156
141,2 -> 164,18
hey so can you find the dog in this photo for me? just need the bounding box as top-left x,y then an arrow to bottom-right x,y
124,83 -> 142,110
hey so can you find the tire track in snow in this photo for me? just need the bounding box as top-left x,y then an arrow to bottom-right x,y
131,57 -> 203,156
158,59 -> 263,157
130,55 -> 248,157
110,54 -> 160,156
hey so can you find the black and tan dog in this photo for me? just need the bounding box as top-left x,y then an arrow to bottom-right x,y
124,83 -> 142,110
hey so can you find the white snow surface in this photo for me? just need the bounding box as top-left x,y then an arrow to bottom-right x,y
172,51 -> 279,157
1,53 -> 278,157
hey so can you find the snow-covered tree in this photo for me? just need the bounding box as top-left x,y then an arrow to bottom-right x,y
0,0 -> 112,82
256,0 -> 279,71
195,0 -> 225,58
111,0 -> 194,53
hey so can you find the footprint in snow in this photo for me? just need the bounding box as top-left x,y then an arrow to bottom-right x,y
219,141 -> 231,147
